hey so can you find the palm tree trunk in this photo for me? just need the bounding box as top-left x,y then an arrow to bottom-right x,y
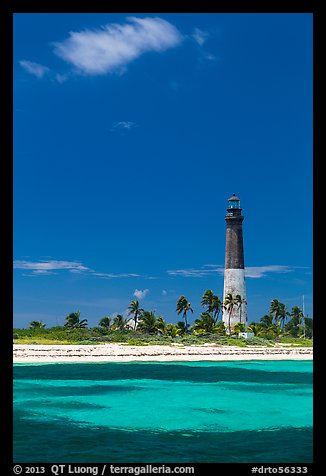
134,311 -> 138,330
184,311 -> 188,332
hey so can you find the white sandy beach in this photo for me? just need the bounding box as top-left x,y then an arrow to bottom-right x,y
13,343 -> 313,363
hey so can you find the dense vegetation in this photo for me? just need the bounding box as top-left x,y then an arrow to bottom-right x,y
13,292 -> 313,347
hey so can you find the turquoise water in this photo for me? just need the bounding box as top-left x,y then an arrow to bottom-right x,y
14,360 -> 313,463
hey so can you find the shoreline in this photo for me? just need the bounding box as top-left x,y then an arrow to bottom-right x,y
13,343 -> 313,363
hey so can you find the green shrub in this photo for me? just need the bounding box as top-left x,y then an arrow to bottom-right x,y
13,327 -> 92,343
279,336 -> 301,343
243,337 -> 273,346
88,336 -> 113,342
257,334 -> 277,341
279,336 -> 313,347
126,339 -> 149,346
217,338 -> 247,347
90,326 -> 110,336
178,335 -> 204,345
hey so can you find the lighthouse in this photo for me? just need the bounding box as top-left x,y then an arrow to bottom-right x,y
222,194 -> 247,331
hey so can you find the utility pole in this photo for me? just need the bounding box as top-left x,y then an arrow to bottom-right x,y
302,295 -> 306,339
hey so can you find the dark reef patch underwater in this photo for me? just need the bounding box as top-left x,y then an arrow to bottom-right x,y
14,360 -> 313,462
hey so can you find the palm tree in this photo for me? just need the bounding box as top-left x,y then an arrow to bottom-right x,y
176,321 -> 189,336
176,295 -> 193,333
127,299 -> 144,330
98,316 -> 112,331
201,290 -> 215,313
270,299 -> 289,327
278,302 -> 289,329
64,311 -> 88,328
283,306 -> 303,337
112,314 -> 128,331
262,323 -> 282,338
215,321 -> 226,336
223,293 -> 238,335
280,303 -> 290,329
212,295 -> 223,322
193,312 -> 217,334
165,323 -> 181,338
201,290 -> 223,323
303,317 -> 313,339
235,294 -> 247,324
260,314 -> 274,327
156,316 -> 167,335
233,322 -> 246,335
28,320 -> 46,330
290,306 -> 303,322
247,322 -> 261,336
137,311 -> 158,334
258,314 -> 281,337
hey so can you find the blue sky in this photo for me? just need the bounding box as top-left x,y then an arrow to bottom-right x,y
13,13 -> 313,328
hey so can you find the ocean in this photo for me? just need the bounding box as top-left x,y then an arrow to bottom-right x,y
13,360 -> 313,463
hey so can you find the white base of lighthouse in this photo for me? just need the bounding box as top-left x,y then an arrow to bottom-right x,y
222,268 -> 247,332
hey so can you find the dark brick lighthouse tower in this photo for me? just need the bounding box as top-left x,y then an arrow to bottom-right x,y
222,194 -> 247,330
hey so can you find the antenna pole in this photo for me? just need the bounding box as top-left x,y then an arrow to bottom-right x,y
302,295 -> 306,339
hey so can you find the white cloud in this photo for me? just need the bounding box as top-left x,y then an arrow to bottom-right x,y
167,265 -> 223,278
245,265 -> 293,278
55,72 -> 70,83
14,259 -> 141,279
14,260 -> 89,273
168,268 -> 214,278
111,121 -> 137,131
53,16 -> 183,76
22,270 -> 56,277
19,60 -> 50,78
133,289 -> 149,299
167,264 -> 296,279
191,29 -> 218,64
202,52 -> 216,61
162,289 -> 168,296
92,272 -> 141,279
192,28 -> 208,46
29,269 -> 56,275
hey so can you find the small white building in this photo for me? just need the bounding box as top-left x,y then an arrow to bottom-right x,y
126,318 -> 137,330
238,332 -> 254,339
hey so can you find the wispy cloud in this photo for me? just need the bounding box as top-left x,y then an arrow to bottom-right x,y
53,16 -> 183,76
19,60 -> 50,78
55,72 -> 70,83
168,268 -> 217,278
201,52 -> 217,61
111,121 -> 137,131
191,28 -> 218,64
92,272 -> 141,279
23,269 -> 56,277
14,259 -> 141,279
167,264 -> 297,279
14,260 -> 89,274
133,289 -> 149,299
245,265 -> 294,278
167,264 -> 223,278
192,28 -> 208,46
